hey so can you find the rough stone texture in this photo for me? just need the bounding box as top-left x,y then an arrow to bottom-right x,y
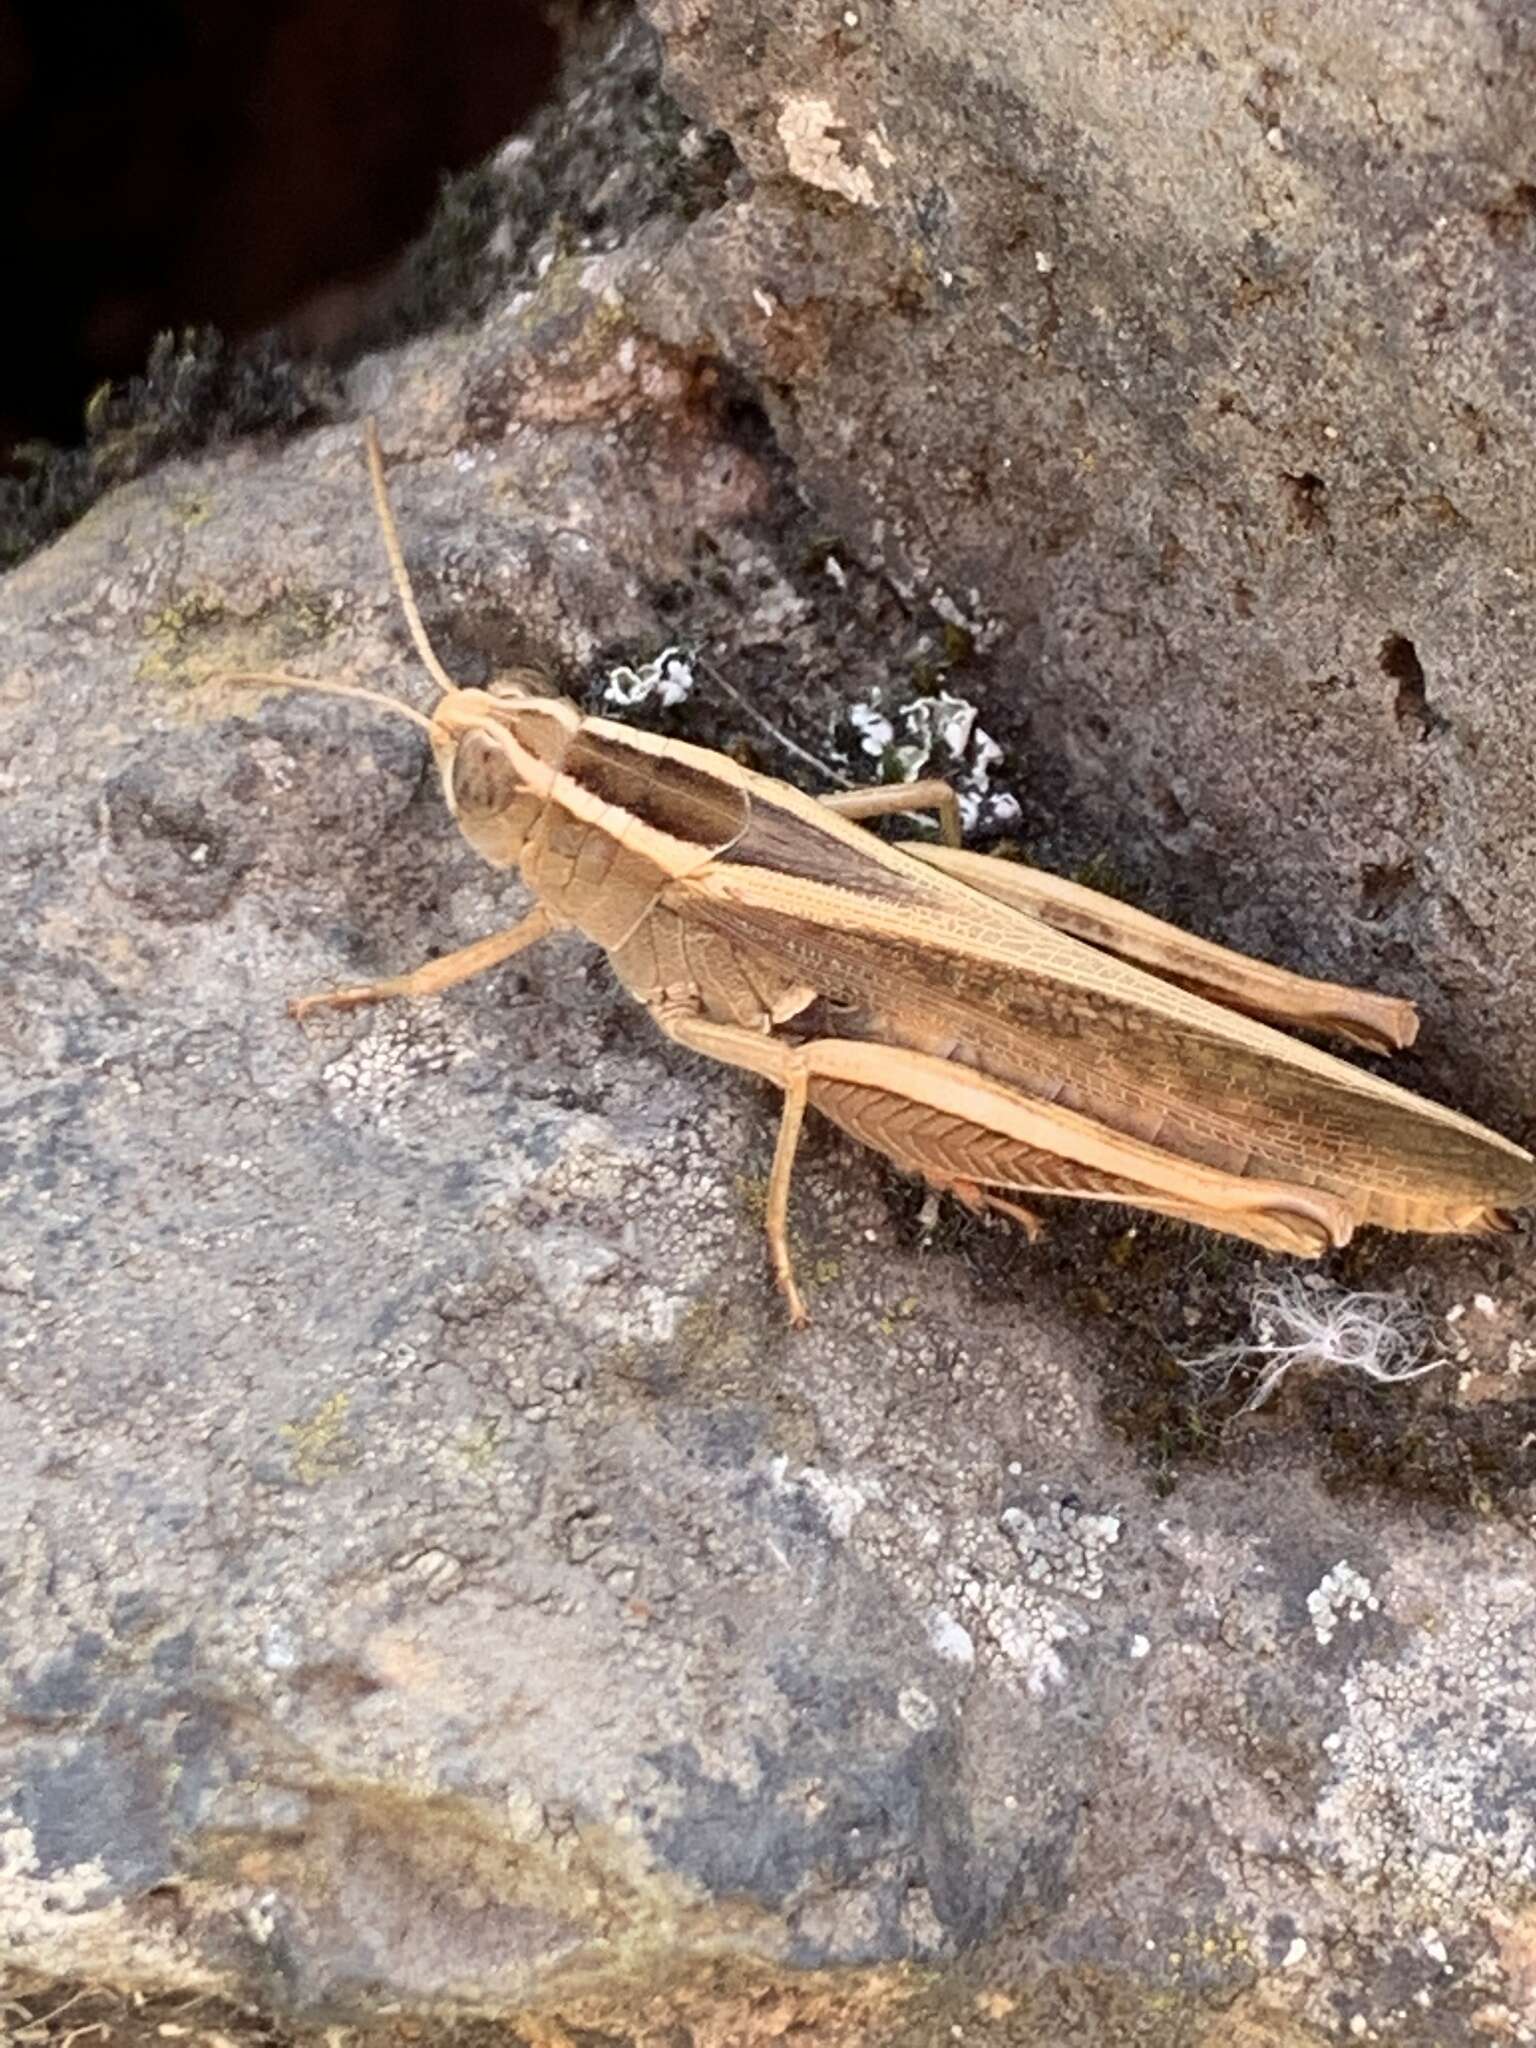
4,9 -> 1536,2048
641,0 -> 1536,1138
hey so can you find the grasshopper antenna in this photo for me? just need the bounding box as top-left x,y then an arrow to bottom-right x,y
363,417 -> 458,699
209,669 -> 435,733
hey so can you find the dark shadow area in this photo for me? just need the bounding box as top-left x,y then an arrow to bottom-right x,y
0,0 -> 562,454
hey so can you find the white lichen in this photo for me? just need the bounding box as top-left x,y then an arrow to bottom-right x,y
955,1569 -> 1083,1696
319,1007 -> 477,1126
1181,1276 -> 1441,1414
1308,1560 -> 1380,1647
849,702 -> 895,756
771,1459 -> 878,1541
897,1684 -> 940,1732
776,95 -> 878,207
601,646 -> 696,709
1313,1574 -> 1536,1926
999,1495 -> 1121,1602
946,1496 -> 1122,1695
926,1609 -> 977,1666
842,686 -> 1021,834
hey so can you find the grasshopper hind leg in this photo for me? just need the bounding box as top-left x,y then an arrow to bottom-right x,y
820,777 -> 962,847
649,1009 -> 1357,1324
802,1065 -> 1355,1259
651,1004 -> 816,1325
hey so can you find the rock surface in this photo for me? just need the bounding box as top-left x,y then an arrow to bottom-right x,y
4,8 -> 1536,2046
642,0 -> 1536,1129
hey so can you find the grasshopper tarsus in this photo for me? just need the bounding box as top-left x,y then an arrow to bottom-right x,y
288,988 -> 372,1021
978,1191 -> 1047,1242
288,979 -> 403,1020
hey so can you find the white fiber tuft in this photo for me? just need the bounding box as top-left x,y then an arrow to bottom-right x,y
1181,1276 -> 1442,1414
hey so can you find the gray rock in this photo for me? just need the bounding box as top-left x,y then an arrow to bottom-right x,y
3,8 -> 1535,2046
640,0 -> 1536,1133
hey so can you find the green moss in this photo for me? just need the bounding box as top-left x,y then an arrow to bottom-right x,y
456,1417 -> 504,1471
907,656 -> 946,694
146,591 -> 228,643
387,160 -> 520,336
673,1293 -> 749,1372
136,584 -> 346,690
168,489 -> 214,528
877,1289 -> 921,1335
280,1391 -> 355,1485
886,1959 -> 1327,2048
1069,850 -> 1140,902
940,620 -> 976,666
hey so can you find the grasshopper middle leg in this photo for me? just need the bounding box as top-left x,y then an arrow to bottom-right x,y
653,1005 -> 817,1323
820,777 -> 962,847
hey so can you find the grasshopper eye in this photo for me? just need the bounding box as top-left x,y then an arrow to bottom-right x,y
452,728 -> 522,814
488,666 -> 548,702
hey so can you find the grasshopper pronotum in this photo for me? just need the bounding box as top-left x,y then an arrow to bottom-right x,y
224,424 -> 1533,1324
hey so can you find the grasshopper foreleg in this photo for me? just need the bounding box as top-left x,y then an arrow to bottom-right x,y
290,905 -> 554,1019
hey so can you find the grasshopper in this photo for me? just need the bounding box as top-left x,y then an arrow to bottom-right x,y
225,424 -> 1534,1324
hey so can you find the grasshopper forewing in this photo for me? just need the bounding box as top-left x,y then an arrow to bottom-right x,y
222,424 -> 1535,1324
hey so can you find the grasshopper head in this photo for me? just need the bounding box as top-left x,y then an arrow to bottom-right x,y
430,679 -> 580,870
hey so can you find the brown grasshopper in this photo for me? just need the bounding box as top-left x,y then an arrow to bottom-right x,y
225,423 -> 1534,1324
